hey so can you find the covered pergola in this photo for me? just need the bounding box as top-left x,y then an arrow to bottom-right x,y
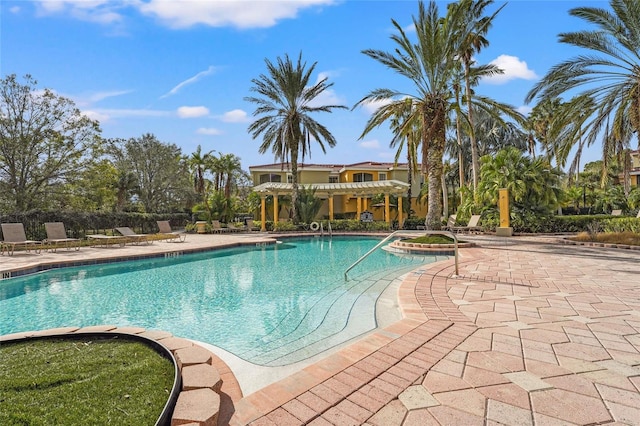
252,180 -> 410,231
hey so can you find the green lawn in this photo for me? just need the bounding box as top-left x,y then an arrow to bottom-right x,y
0,337 -> 175,425
403,235 -> 463,244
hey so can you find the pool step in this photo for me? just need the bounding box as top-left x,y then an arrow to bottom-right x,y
238,264 -> 421,366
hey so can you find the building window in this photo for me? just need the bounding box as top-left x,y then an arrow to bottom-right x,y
378,173 -> 387,181
259,174 -> 282,184
287,174 -> 293,183
329,176 -> 339,183
353,172 -> 373,182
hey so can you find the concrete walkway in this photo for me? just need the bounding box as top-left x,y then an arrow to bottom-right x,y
232,235 -> 640,425
2,233 -> 640,425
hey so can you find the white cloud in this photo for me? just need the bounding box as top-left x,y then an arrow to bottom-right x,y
221,109 -> 250,123
307,70 -> 346,108
360,139 -> 380,149
197,127 -> 222,136
139,0 -> 337,29
160,66 -> 218,99
35,0 -> 123,24
359,98 -> 393,115
33,0 -> 338,29
82,110 -> 110,122
517,105 -> 532,115
86,89 -> 132,103
177,106 -> 209,118
81,108 -> 170,121
482,55 -> 538,85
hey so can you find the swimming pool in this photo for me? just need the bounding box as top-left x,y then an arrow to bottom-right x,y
0,236 -> 445,366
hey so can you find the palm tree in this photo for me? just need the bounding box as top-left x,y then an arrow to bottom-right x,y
356,1 -> 519,229
356,2 -> 463,229
188,145 -> 214,202
217,153 -> 243,198
245,53 -> 346,222
387,98 -> 420,211
525,0 -> 640,190
449,0 -> 506,193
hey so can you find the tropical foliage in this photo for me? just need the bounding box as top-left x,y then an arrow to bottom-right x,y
459,147 -> 564,228
295,186 -> 323,224
525,0 -> 640,192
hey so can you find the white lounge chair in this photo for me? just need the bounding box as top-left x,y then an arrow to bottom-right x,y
451,215 -> 483,234
1,223 -> 42,255
44,222 -> 81,252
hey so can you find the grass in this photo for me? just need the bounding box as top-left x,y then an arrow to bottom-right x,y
568,231 -> 640,246
0,337 -> 175,425
402,235 -> 463,244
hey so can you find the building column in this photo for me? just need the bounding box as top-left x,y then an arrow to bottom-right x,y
385,193 -> 390,226
261,195 -> 266,231
329,195 -> 334,221
362,197 -> 368,211
356,196 -> 362,219
273,195 -> 279,223
397,195 -> 403,228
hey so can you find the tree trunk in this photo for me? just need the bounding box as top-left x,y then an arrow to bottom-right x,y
406,150 -> 413,215
456,111 -> 465,191
441,172 -> 448,219
465,63 -> 480,195
290,144 -> 299,223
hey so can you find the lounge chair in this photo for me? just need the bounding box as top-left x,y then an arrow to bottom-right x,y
443,214 -> 457,231
245,219 -> 257,232
157,220 -> 186,242
1,223 -> 42,255
44,222 -> 81,252
451,214 -> 483,234
114,227 -> 153,245
87,234 -> 128,247
211,220 -> 232,234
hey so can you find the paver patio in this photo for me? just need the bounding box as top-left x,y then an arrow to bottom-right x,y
231,235 -> 640,425
2,233 -> 639,425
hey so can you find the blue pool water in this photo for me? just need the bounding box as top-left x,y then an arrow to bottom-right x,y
0,237 -> 444,366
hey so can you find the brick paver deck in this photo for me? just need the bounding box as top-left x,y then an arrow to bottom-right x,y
232,235 -> 640,425
2,233 -> 639,425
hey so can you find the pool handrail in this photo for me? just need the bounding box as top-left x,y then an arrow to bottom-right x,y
344,230 -> 459,280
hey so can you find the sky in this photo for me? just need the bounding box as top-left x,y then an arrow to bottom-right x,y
1,0 -> 611,172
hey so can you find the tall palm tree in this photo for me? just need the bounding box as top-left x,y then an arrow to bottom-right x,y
525,0 -> 640,190
450,0 -> 506,193
388,98 -> 420,210
357,1 -> 516,229
245,53 -> 346,222
356,2 -> 461,229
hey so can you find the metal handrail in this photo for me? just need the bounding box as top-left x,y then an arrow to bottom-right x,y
344,230 -> 459,280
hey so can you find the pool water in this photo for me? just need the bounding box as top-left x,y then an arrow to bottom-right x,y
0,237 -> 445,366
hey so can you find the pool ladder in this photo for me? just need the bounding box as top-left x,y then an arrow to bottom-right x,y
320,221 -> 332,237
344,230 -> 459,280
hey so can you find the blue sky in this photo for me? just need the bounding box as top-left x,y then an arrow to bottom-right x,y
2,0 -> 608,171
